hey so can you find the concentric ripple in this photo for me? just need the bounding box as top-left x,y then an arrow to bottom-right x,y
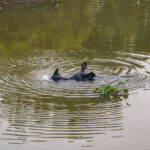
0,50 -> 150,99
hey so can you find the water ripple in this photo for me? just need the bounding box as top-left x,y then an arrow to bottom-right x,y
0,50 -> 150,99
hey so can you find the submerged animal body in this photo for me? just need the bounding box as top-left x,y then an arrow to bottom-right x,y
51,63 -> 95,81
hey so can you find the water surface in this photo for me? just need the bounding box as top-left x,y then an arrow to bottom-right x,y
0,0 -> 150,149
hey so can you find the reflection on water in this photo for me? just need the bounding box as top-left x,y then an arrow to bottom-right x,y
0,95 -> 124,145
0,0 -> 150,149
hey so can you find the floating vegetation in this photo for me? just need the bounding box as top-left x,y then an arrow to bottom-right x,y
94,81 -> 129,98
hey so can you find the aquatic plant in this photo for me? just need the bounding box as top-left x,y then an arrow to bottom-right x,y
94,81 -> 128,98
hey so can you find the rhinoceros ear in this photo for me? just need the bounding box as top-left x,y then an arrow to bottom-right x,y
81,62 -> 87,72
53,68 -> 59,76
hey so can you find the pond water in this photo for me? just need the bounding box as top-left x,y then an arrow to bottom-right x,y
0,0 -> 150,149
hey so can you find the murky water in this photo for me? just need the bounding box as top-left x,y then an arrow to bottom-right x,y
0,0 -> 150,149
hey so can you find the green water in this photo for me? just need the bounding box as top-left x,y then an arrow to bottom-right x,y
0,0 -> 150,149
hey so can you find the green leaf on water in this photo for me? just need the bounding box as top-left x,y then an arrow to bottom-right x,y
94,81 -> 129,98
93,88 -> 99,93
124,89 -> 128,94
118,81 -> 123,85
